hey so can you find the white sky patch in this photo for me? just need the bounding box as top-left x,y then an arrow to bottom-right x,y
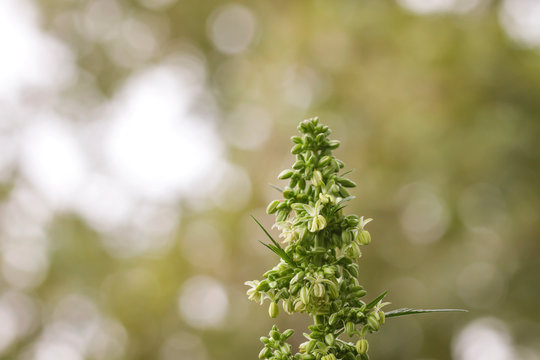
18,117 -> 88,210
104,64 -> 223,202
396,0 -> 484,14
500,0 -> 540,47
0,0 -> 74,103
453,318 -> 516,360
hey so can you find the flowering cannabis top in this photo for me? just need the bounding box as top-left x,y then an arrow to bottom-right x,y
246,118 -> 464,360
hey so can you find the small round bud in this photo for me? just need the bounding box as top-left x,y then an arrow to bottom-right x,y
378,310 -> 386,325
324,333 -> 335,346
282,329 -> 294,340
337,177 -> 356,188
327,282 -> 339,299
313,283 -> 325,298
291,144 -> 303,154
300,286 -> 310,305
269,302 -> 279,318
283,299 -> 293,314
259,347 -> 271,359
358,230 -> 371,245
292,161 -> 304,171
266,200 -> 280,214
367,314 -> 380,331
294,299 -> 306,312
322,354 -> 336,360
278,169 -> 294,179
318,155 -> 332,167
356,339 -> 369,355
346,321 -> 355,336
328,140 -> 340,149
312,170 -> 324,187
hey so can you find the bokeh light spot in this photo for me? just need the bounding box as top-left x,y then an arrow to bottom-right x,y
178,276 -> 228,329
208,4 -> 257,54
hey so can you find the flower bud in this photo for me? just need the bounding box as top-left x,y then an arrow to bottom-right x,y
283,188 -> 295,199
324,333 -> 335,346
329,313 -> 338,325
312,170 -> 324,187
347,264 -> 359,278
327,282 -> 339,299
294,299 -> 306,312
356,339 -> 369,355
291,136 -> 302,144
300,354 -> 316,360
318,155 -> 331,167
260,336 -> 269,344
327,140 -> 340,149
378,310 -> 385,325
313,283 -> 325,298
345,242 -> 361,258
300,286 -> 310,305
291,144 -> 303,154
346,321 -> 355,336
283,299 -> 293,314
290,283 -> 301,295
367,314 -> 380,331
342,229 -> 353,243
259,347 -> 271,359
337,177 -> 356,188
358,230 -> 371,245
269,302 -> 279,318
282,329 -> 294,340
266,200 -> 280,214
278,169 -> 294,179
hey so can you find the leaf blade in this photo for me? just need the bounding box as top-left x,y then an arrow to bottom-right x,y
252,216 -> 296,267
385,308 -> 468,318
366,291 -> 388,309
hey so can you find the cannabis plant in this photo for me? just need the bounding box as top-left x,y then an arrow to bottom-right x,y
246,117 -> 464,360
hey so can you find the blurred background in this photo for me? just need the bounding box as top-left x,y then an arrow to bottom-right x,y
0,0 -> 539,359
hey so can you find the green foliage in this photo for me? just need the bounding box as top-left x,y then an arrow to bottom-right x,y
246,118 -> 464,360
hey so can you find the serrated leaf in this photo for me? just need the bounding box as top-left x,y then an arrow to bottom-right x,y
366,291 -> 388,309
385,308 -> 468,318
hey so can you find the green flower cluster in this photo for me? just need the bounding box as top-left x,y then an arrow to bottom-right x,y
246,118 -> 387,360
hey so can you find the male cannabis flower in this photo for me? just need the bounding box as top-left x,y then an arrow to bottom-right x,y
246,117 -> 464,360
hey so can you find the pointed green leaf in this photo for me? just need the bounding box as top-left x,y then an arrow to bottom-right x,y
385,308 -> 468,318
337,196 -> 355,206
268,183 -> 283,193
366,291 -> 388,309
252,216 -> 295,266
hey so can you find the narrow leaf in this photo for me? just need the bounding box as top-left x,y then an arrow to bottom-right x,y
268,183 -> 283,193
252,216 -> 295,266
385,308 -> 468,318
366,291 -> 388,309
331,205 -> 347,215
337,196 -> 355,206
